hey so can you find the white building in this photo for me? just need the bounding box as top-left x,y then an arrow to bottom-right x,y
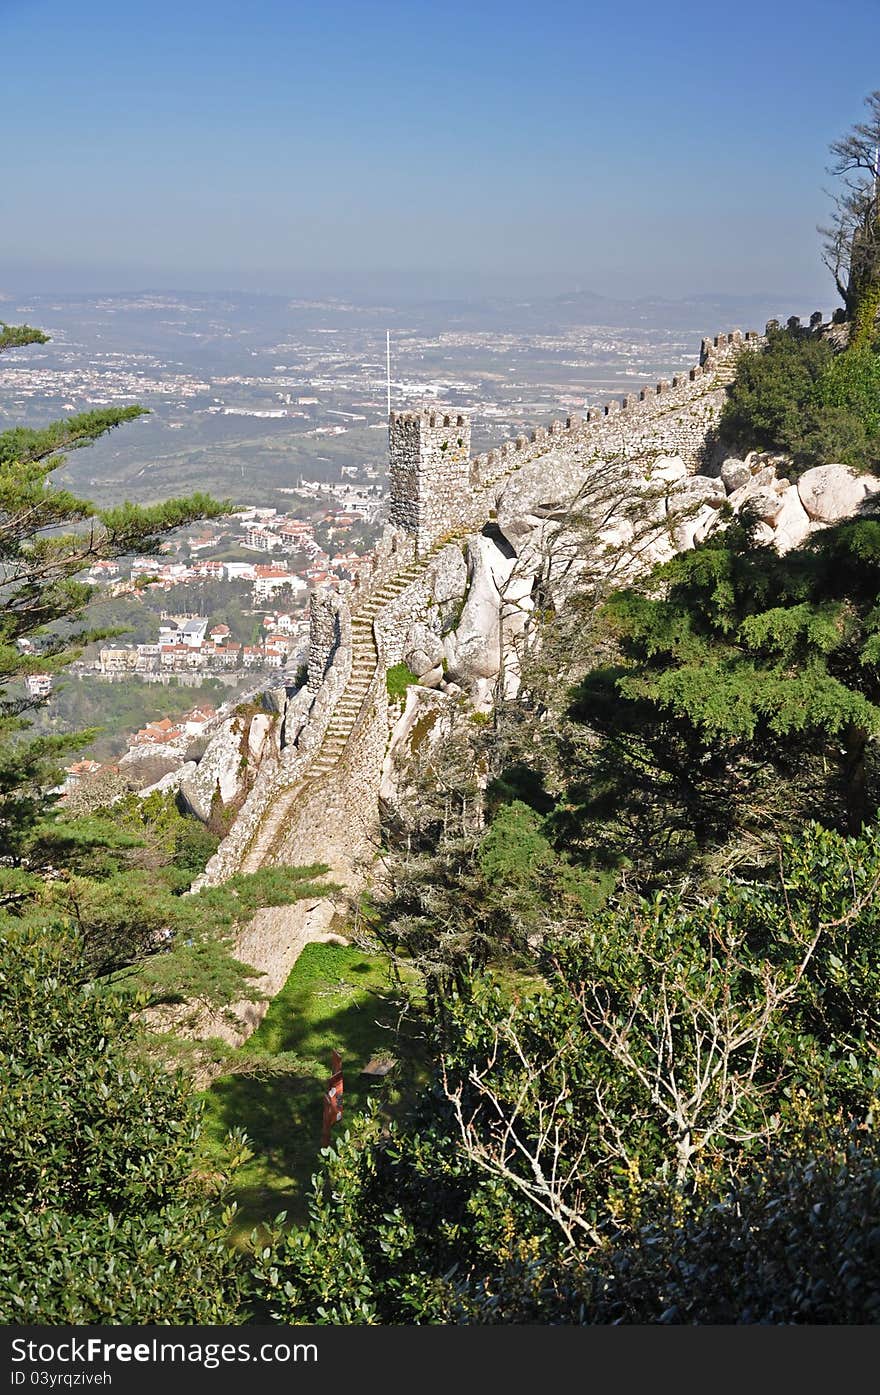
245,527 -> 282,552
26,673 -> 53,698
252,572 -> 307,605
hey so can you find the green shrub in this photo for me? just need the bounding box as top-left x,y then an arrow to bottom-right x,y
721,326 -> 833,464
579,1133 -> 880,1325
720,326 -> 880,472
0,925 -> 246,1323
816,343 -> 880,441
386,663 -> 419,701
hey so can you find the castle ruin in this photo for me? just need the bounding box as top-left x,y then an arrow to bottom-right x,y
194,322 -> 785,1039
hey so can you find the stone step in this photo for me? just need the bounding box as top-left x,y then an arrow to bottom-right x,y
291,551 -> 456,786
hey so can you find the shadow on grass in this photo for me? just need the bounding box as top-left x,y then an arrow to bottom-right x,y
200,942 -> 427,1239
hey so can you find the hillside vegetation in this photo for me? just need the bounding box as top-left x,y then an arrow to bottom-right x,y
2,93 -> 880,1325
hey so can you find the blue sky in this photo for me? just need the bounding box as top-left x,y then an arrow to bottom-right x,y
2,0 -> 879,300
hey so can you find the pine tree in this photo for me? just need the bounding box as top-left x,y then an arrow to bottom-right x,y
0,326 -> 226,861
564,517 -> 880,884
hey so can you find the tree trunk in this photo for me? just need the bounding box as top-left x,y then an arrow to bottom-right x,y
843,723 -> 869,834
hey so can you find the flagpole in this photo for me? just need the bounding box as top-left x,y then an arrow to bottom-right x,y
386,330 -> 391,419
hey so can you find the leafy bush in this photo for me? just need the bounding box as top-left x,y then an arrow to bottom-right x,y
817,343 -> 880,440
250,820 -> 880,1323
721,325 -> 880,472
579,1133 -> 880,1324
562,517 -> 880,881
0,925 -> 246,1322
721,326 -> 832,460
448,1132 -> 880,1324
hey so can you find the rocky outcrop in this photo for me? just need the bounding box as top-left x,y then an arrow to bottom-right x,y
669,474 -> 727,509
797,464 -> 880,524
379,684 -> 454,813
179,718 -> 250,822
404,621 -> 445,679
138,761 -> 198,800
426,541 -> 469,604
247,712 -> 275,764
119,736 -> 190,770
423,450 -> 880,706
494,450 -> 588,556
179,708 -> 278,823
685,455 -> 880,554
772,487 -> 812,552
443,534 -> 516,705
720,456 -> 750,492
647,454 -> 688,486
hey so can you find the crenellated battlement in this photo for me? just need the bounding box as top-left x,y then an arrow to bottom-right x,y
389,409 -> 469,429
461,325 -> 769,502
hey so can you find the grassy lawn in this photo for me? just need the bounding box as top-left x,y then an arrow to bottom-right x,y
198,941 -> 425,1241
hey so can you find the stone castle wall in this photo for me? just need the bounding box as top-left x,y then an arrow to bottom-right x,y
388,330 -> 764,555
191,324 -> 776,1039
306,586 -> 349,692
268,641 -> 389,876
195,625 -> 353,888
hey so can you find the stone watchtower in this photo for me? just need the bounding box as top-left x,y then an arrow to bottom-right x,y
388,408 -> 472,555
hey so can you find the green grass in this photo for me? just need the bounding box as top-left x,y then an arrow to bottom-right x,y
198,942 -> 425,1241
385,662 -> 419,700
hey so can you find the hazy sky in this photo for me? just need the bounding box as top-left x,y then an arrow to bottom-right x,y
2,0 -> 879,301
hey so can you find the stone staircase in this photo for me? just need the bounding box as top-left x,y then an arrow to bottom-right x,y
239,557 -> 428,872
304,560 -> 424,779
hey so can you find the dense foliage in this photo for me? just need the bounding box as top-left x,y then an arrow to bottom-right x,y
0,923 -> 248,1323
0,325 -> 329,1319
720,324 -> 880,470
561,515 -> 880,882
250,822 -> 880,1323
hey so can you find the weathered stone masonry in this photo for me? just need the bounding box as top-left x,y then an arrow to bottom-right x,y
195,325 -> 771,1039
389,410 -> 472,548
389,330 -> 763,555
